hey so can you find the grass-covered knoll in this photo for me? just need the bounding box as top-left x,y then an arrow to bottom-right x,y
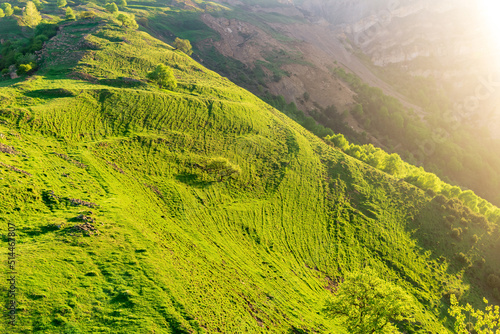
0,15 -> 499,334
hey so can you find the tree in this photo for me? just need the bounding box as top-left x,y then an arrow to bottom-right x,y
23,1 -> 42,27
173,37 -> 193,56
118,0 -> 127,8
449,294 -> 500,333
146,64 -> 177,90
57,0 -> 67,8
17,63 -> 33,75
325,133 -> 349,151
33,0 -> 43,10
384,153 -> 402,175
0,8 -> 4,18
105,2 -> 118,13
2,3 -> 13,16
65,7 -> 75,20
324,270 -> 416,334
203,157 -> 241,182
116,13 -> 138,29
80,11 -> 95,19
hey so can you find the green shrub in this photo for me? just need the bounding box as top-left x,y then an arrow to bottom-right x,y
79,11 -> 95,19
17,63 -> 34,75
146,64 -> 177,90
2,3 -> 14,16
202,157 -> 241,182
105,2 -> 118,13
65,7 -> 75,20
116,13 -> 138,29
451,227 -> 462,240
173,37 -> 193,56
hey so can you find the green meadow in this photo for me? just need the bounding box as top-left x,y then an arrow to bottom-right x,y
0,6 -> 499,334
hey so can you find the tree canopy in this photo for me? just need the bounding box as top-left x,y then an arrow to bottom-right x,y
174,37 -> 193,56
2,3 -> 13,16
204,157 -> 241,182
146,64 -> 177,90
65,7 -> 75,20
23,1 -> 42,27
449,294 -> 500,333
105,2 -> 118,13
324,270 -> 416,334
116,13 -> 138,29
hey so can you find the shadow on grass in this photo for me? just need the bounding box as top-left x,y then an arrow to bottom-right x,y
25,88 -> 76,99
98,77 -> 147,88
21,224 -> 60,237
175,173 -> 213,188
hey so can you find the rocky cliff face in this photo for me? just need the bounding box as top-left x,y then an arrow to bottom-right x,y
206,0 -> 500,137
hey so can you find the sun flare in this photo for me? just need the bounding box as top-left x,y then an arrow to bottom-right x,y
478,0 -> 500,52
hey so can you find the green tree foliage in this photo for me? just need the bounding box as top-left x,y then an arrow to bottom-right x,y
116,13 -> 138,29
324,270 -> 416,333
1,3 -> 13,16
146,64 -> 177,90
174,37 -> 193,56
325,133 -> 349,151
23,1 -> 42,27
80,11 -> 96,19
57,0 -> 67,8
449,294 -> 500,333
203,157 -> 241,182
105,2 -> 118,13
65,7 -> 75,20
0,8 -> 4,18
33,0 -> 43,10
383,153 -> 403,176
17,63 -> 34,75
118,0 -> 127,8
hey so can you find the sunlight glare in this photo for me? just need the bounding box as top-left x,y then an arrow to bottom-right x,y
478,0 -> 500,52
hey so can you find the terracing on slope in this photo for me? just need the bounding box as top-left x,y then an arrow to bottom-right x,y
0,16 -> 499,333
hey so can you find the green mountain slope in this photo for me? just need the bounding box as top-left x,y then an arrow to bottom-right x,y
0,15 -> 499,333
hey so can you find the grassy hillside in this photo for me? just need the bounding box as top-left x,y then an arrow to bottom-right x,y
0,12 -> 499,334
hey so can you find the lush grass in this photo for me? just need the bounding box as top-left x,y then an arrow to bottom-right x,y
0,15 -> 499,334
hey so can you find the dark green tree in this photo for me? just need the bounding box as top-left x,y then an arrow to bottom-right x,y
174,37 -> 193,56
118,0 -> 127,8
146,64 -> 177,90
57,0 -> 67,8
324,270 -> 416,334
